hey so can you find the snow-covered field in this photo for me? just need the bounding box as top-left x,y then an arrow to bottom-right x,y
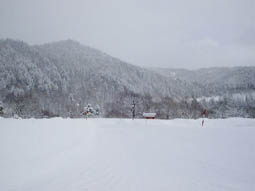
0,118 -> 254,191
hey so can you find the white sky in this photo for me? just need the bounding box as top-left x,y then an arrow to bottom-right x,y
0,0 -> 255,69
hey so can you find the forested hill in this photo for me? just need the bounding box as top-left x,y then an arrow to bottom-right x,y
151,67 -> 255,96
0,39 -> 255,118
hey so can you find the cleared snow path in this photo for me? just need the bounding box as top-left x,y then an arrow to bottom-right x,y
0,118 -> 255,191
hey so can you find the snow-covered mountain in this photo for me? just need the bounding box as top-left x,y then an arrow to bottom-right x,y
0,39 -> 193,117
151,67 -> 255,118
152,67 -> 255,96
0,39 -> 255,118
35,40 -> 193,98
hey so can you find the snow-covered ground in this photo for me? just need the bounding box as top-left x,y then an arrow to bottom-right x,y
0,118 -> 254,191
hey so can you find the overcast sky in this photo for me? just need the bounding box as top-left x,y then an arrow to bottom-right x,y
0,0 -> 254,69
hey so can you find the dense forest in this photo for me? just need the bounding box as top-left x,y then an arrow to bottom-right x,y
1,39 -> 255,119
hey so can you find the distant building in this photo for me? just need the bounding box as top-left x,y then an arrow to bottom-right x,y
143,113 -> 156,119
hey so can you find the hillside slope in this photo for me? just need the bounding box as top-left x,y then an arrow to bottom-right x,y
152,67 -> 255,96
0,39 -> 192,117
0,39 -> 255,118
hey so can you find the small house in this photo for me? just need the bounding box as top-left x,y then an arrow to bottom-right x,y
143,112 -> 156,119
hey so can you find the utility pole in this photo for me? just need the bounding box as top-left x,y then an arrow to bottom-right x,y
131,100 -> 136,119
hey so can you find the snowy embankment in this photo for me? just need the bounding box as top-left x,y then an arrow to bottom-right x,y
0,118 -> 254,191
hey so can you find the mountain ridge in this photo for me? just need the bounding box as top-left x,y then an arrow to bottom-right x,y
1,38 -> 255,118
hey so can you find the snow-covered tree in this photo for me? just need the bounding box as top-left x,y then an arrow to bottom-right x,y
1,39 -> 255,118
0,101 -> 3,115
94,105 -> 100,116
82,104 -> 95,117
